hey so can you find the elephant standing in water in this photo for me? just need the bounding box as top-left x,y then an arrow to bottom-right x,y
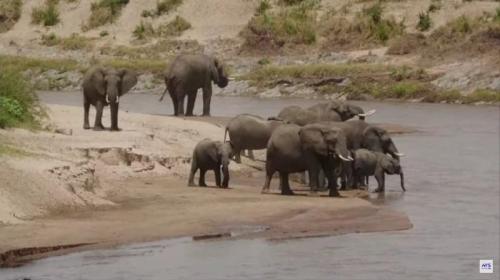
82,67 -> 138,131
277,101 -> 375,126
224,114 -> 285,163
262,123 -> 352,197
352,149 -> 405,193
188,139 -> 233,188
160,54 -> 229,116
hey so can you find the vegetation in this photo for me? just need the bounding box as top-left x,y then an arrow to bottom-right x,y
31,0 -> 60,27
142,0 -> 183,18
84,0 -> 129,30
428,0 -> 442,13
242,0 -> 319,50
0,68 -> 42,129
133,16 -> 191,40
41,33 -> 92,50
0,55 -> 80,73
417,12 -> 432,31
0,0 -> 22,33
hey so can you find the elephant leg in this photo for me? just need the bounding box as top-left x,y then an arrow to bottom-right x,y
323,159 -> 340,197
186,90 -> 197,116
374,172 -> 385,193
199,168 -> 207,187
188,157 -> 197,186
110,102 -> 120,131
214,167 -> 222,188
247,150 -> 255,160
234,150 -> 242,164
261,161 -> 274,193
280,173 -> 294,195
306,156 -> 321,192
318,169 -> 327,191
202,85 -> 212,116
93,101 -> 105,130
176,94 -> 185,116
83,96 -> 90,129
169,91 -> 178,116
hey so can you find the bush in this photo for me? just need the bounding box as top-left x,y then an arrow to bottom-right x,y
495,7 -> 500,22
0,68 -> 41,128
158,16 -> 191,36
84,0 -> 129,30
417,12 -> 432,31
133,21 -> 155,40
279,0 -> 306,5
31,0 -> 60,27
256,0 -> 271,15
428,0 -> 442,13
41,33 -> 91,50
0,0 -> 22,32
142,0 -> 183,18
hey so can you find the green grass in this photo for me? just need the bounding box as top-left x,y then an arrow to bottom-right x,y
0,68 -> 43,129
133,21 -> 156,40
0,0 -> 22,32
31,0 -> 60,27
42,33 -> 92,50
0,55 -> 80,73
84,0 -> 129,30
417,12 -> 432,31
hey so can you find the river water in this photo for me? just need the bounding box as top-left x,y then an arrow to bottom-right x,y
2,92 -> 499,280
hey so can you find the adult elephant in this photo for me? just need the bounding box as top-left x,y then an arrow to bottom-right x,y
159,54 -> 229,116
277,101 -> 375,126
323,120 -> 405,189
82,67 -> 138,131
261,123 -> 352,197
224,114 -> 285,163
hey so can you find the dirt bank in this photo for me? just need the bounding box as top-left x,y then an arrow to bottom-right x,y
0,103 -> 412,266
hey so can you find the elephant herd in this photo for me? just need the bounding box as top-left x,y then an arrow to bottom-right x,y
81,53 -> 405,197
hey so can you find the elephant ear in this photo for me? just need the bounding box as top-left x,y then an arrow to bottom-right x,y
362,126 -> 384,150
208,142 -> 222,163
89,67 -> 106,96
299,126 -> 328,156
380,155 -> 394,173
334,131 -> 350,160
118,69 -> 138,96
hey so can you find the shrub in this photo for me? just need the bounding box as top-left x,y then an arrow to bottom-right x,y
495,7 -> 500,22
158,16 -> 191,37
41,33 -> 91,50
417,12 -> 432,31
156,0 -> 183,16
428,0 -> 442,13
31,0 -> 60,27
0,68 -> 41,128
279,0 -> 306,5
256,0 -> 271,15
0,0 -> 22,33
84,0 -> 129,30
100,30 -> 109,37
133,21 -> 155,40
41,33 -> 59,46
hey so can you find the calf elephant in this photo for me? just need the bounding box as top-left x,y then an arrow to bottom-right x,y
277,101 -> 375,126
262,124 -> 352,197
82,67 -> 138,131
188,138 -> 233,188
160,54 -> 229,116
352,149 -> 405,192
224,114 -> 285,163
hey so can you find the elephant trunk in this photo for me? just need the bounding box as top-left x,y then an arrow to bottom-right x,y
400,171 -> 406,192
110,101 -> 119,130
335,145 -> 353,162
217,76 -> 229,88
221,162 -> 230,188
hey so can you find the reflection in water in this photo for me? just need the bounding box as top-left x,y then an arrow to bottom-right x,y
3,93 -> 499,280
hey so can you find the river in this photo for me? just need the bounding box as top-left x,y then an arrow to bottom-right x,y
2,92 -> 499,280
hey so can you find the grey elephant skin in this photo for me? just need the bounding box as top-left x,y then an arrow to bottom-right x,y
352,149 -> 405,192
160,54 -> 229,116
277,101 -> 374,126
322,120 -> 405,189
82,67 -> 138,131
188,138 -> 233,188
224,114 -> 285,163
262,123 -> 352,197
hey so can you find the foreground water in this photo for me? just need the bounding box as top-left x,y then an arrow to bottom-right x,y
3,93 -> 499,280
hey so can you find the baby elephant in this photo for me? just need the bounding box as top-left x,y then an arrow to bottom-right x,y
352,149 -> 406,193
188,139 -> 233,188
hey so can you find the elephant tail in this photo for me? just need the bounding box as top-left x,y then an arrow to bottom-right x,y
159,75 -> 175,102
159,87 -> 168,102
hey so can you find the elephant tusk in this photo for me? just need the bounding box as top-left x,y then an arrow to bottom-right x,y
357,109 -> 376,117
338,154 -> 353,161
116,95 -> 120,104
227,77 -> 236,81
106,95 -> 110,103
394,152 -> 405,157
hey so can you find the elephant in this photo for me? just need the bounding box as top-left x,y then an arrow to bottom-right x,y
261,123 -> 352,197
276,101 -> 375,126
159,54 -> 229,117
82,67 -> 138,131
321,120 -> 405,189
352,149 -> 405,193
188,138 -> 233,188
224,114 -> 285,163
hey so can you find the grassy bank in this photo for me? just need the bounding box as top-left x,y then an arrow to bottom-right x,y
0,68 -> 43,129
243,63 -> 500,104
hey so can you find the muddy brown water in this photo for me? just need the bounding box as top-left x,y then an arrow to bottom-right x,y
2,92 -> 499,280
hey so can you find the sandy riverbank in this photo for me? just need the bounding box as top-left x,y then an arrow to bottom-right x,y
0,103 -> 412,267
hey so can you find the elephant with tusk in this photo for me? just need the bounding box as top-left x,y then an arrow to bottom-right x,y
262,123 -> 352,197
82,67 -> 138,131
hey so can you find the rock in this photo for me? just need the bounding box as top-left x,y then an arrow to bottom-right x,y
54,128 -> 73,136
